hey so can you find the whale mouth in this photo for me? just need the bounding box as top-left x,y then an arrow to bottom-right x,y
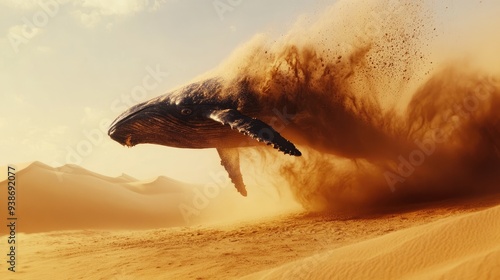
124,135 -> 134,147
108,116 -> 139,147
108,130 -> 137,147
108,101 -> 160,146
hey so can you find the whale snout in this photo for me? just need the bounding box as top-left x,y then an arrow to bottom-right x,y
108,125 -> 135,147
108,99 -> 166,147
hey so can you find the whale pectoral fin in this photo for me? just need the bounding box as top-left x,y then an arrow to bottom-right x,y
209,109 -> 302,156
217,148 -> 247,197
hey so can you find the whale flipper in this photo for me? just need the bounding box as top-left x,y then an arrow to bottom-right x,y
209,109 -> 301,156
217,147 -> 247,196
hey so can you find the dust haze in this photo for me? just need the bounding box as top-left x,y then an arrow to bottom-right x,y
205,0 -> 500,212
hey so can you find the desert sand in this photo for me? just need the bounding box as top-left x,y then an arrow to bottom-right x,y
0,162 -> 499,280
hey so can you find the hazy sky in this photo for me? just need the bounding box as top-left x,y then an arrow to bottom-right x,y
1,0 -> 499,183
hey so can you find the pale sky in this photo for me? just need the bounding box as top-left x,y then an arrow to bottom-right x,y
1,0 -> 499,183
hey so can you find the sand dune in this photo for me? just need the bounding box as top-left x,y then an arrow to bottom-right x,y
244,202 -> 500,280
0,162 -> 195,233
125,176 -> 193,195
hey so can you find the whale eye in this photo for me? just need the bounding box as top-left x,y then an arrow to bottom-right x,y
180,108 -> 193,116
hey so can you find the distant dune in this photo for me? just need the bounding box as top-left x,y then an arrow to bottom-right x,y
0,161 -> 195,233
